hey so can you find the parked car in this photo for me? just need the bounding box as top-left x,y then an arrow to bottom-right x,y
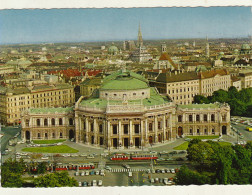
150,178 -> 155,183
85,171 -> 89,176
92,180 -> 97,186
83,181 -> 88,187
96,170 -> 100,175
171,169 -> 175,174
75,172 -> 79,176
128,172 -> 133,177
100,170 -> 105,176
105,166 -> 112,171
81,171 -> 85,176
98,180 -> 103,186
155,178 -> 159,183
90,171 -> 95,175
123,164 -> 130,169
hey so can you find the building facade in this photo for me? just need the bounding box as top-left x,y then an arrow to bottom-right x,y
21,70 -> 231,150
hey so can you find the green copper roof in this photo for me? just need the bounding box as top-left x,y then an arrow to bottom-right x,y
29,107 -> 74,114
100,70 -> 149,90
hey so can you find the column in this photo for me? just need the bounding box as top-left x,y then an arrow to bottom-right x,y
79,117 -> 82,143
94,118 -> 97,145
170,113 -> 173,140
41,118 -> 44,127
162,115 -> 166,142
75,115 -> 79,143
85,118 -> 89,144
154,116 -> 158,143
107,120 -> 111,149
103,120 -> 106,145
129,119 -> 133,147
48,117 -> 51,126
141,120 -> 144,147
145,118 -> 148,144
118,120 -> 122,148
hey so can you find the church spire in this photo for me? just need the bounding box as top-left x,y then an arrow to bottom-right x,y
137,23 -> 143,48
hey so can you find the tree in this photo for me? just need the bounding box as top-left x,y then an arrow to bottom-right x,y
239,88 -> 251,104
228,86 -> 239,100
210,89 -> 229,103
227,99 -> 246,116
193,95 -> 209,104
34,171 -> 78,187
37,162 -> 48,174
175,165 -> 210,185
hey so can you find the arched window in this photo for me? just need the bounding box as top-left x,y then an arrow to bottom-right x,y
60,132 -> 63,138
69,118 -> 73,125
59,118 -> 63,125
52,133 -> 55,138
204,114 -> 208,122
211,114 -> 215,122
178,115 -> 182,122
189,115 -> 193,122
52,118 -> 55,126
44,119 -> 48,126
222,115 -> 226,121
36,119 -> 40,126
25,119 -> 29,127
196,115 -> 200,122
149,123 -> 153,131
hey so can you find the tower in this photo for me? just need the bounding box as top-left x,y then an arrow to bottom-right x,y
205,36 -> 210,57
193,40 -> 196,47
161,43 -> 167,53
137,23 -> 143,48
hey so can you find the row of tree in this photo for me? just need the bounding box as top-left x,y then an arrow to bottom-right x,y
193,87 -> 252,116
1,158 -> 78,187
175,139 -> 252,185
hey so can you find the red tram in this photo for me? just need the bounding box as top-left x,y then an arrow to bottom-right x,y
110,152 -> 158,161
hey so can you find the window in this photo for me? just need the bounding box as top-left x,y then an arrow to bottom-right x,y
178,115 -> 182,122
142,92 -> 145,95
135,124 -> 140,134
124,124 -> 128,134
133,93 -> 136,96
99,124 -> 103,133
52,133 -> 55,138
60,132 -> 63,138
222,115 -> 226,121
44,119 -> 48,126
113,125 -> 117,134
59,118 -> 63,125
197,129 -> 200,134
149,123 -> 153,131
190,129 -> 193,134
196,115 -> 200,122
204,129 -> 207,134
25,119 -> 29,127
52,118 -> 55,126
38,133 -> 41,138
204,114 -> 208,122
37,119 -> 40,126
212,128 -> 215,134
189,115 -> 193,122
158,121 -> 161,129
211,114 -> 215,122
69,118 -> 73,125
90,123 -> 94,132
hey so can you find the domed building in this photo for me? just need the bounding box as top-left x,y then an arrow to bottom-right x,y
108,43 -> 119,55
240,44 -> 251,54
22,70 -> 231,150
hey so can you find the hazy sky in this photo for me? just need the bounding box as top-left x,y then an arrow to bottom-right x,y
0,7 -> 251,44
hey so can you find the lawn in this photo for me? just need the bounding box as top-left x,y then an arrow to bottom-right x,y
22,145 -> 78,153
33,139 -> 66,144
218,142 -> 232,146
186,136 -> 219,139
174,142 -> 189,150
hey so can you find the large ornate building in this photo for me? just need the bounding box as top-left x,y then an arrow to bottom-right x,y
21,70 -> 231,149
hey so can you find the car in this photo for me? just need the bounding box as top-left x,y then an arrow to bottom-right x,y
165,169 -> 170,173
66,154 -> 71,157
157,158 -> 165,161
146,169 -> 151,174
83,181 -> 88,187
155,169 -> 160,173
16,155 -> 22,159
100,170 -> 105,176
105,166 -> 112,171
85,171 -> 89,176
87,155 -> 94,159
96,170 -> 100,175
21,152 -> 28,156
41,156 -> 49,160
98,180 -> 103,186
81,171 -> 85,176
80,153 -> 87,157
1,151 -> 7,155
169,151 -> 177,155
171,169 -> 175,174
75,172 -> 79,176
150,178 -> 155,183
161,169 -> 165,173
218,139 -> 224,142
123,164 -> 130,169
155,178 -> 159,183
178,151 -> 186,154
78,182 -> 82,187
71,154 -> 78,157
90,171 -> 95,175
163,178 -> 169,185
88,181 -> 92,186
152,169 -> 155,174
128,172 -> 133,177
92,180 -> 97,186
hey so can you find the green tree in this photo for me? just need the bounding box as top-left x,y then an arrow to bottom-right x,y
34,171 -> 78,187
175,165 -> 210,185
239,88 -> 252,104
209,89 -> 229,103
227,99 -> 246,116
37,162 -> 48,174
193,95 -> 209,104
228,86 -> 239,99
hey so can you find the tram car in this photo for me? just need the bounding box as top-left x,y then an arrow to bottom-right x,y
55,163 -> 95,171
110,153 -> 129,160
110,152 -> 158,161
130,152 -> 158,160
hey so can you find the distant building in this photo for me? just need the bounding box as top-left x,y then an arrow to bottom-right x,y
231,76 -> 241,90
239,71 -> 252,88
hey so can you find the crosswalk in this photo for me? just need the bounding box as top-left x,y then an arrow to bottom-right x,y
108,168 -> 147,172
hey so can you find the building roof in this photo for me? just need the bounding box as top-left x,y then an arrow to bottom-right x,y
156,71 -> 199,83
177,103 -> 220,110
29,107 -> 74,114
159,53 -> 177,69
198,69 -> 229,79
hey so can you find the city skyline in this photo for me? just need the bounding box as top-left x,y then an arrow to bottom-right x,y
0,7 -> 251,44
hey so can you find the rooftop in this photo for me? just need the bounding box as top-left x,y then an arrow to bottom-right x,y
29,107 -> 74,114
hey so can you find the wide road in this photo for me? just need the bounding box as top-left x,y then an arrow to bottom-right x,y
0,126 -> 21,152
231,122 -> 252,142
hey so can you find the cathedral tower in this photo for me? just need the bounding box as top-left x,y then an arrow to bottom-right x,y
137,23 -> 143,48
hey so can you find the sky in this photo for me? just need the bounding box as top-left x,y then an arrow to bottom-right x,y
0,7 -> 251,44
